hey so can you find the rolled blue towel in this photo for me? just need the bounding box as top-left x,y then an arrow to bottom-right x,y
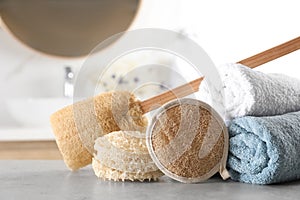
227,111 -> 300,184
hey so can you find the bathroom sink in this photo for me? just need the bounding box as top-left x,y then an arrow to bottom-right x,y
6,98 -> 73,128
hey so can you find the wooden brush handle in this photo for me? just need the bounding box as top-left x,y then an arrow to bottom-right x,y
140,36 -> 300,113
238,36 -> 300,68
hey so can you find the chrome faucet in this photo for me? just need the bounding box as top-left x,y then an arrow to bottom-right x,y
64,66 -> 74,98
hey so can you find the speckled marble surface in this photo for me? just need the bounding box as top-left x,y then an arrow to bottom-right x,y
1,160 -> 300,200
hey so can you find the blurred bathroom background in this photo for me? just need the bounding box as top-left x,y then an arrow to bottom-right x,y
0,0 -> 299,142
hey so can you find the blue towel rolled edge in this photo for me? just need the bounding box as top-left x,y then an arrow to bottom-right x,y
227,111 -> 300,184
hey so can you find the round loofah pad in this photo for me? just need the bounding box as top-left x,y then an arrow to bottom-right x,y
146,98 -> 229,183
92,159 -> 163,182
93,130 -> 164,181
50,91 -> 147,170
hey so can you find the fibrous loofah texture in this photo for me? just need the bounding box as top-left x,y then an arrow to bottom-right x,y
75,91 -> 147,153
50,104 -> 92,171
50,91 -> 147,170
94,131 -> 157,173
92,159 -> 163,182
149,99 -> 228,183
93,131 -> 163,181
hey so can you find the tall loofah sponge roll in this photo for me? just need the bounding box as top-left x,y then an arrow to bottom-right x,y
92,131 -> 164,181
50,91 -> 147,170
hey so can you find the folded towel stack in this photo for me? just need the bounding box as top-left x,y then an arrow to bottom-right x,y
199,63 -> 300,124
199,63 -> 300,184
227,111 -> 300,184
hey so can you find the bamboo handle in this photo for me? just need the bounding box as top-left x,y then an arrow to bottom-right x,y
140,36 -> 300,113
238,36 -> 300,68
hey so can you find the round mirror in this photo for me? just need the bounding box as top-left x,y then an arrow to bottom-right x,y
0,0 -> 141,57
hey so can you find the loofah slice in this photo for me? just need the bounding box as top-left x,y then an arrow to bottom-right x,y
92,158 -> 163,182
95,138 -> 158,173
93,130 -> 164,181
94,131 -> 158,173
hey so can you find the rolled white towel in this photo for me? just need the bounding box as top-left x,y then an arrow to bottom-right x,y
199,63 -> 300,124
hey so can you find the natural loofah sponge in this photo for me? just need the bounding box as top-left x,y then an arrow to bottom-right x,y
92,131 -> 163,181
147,98 -> 229,183
50,91 -> 147,171
92,159 -> 163,182
50,104 -> 92,170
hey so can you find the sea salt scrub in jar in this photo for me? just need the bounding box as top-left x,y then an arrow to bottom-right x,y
146,98 -> 230,183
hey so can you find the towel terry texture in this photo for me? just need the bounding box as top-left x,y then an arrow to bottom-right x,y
199,63 -> 300,124
227,111 -> 300,184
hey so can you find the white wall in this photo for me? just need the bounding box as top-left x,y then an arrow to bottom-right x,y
176,0 -> 300,77
0,29 -> 84,98
0,0 -> 299,128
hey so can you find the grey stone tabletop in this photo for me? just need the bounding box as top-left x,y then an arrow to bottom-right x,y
1,160 -> 300,200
